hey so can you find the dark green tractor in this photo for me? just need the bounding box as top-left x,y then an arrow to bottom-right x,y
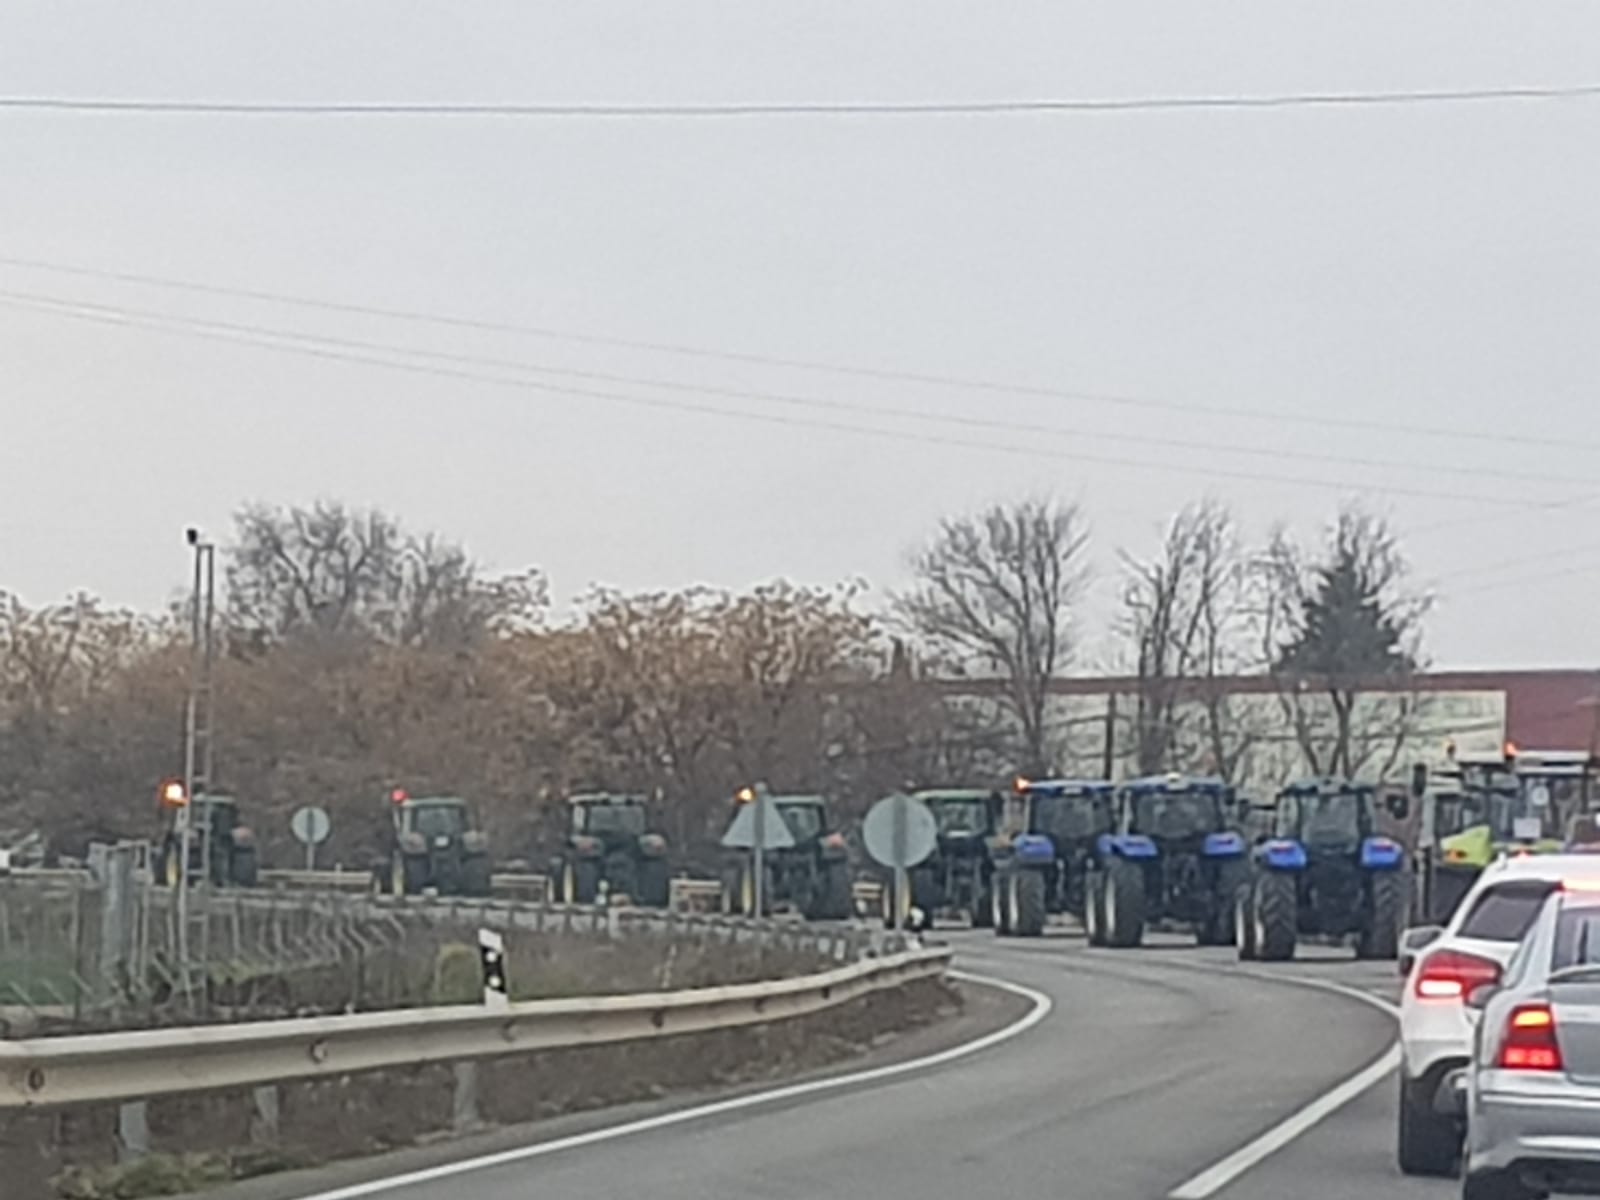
880,788 -> 1000,929
155,792 -> 259,888
373,793 -> 491,897
722,794 -> 853,921
551,793 -> 671,907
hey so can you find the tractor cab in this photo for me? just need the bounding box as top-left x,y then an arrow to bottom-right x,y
1012,777 -> 1114,843
1443,747 -> 1598,863
773,795 -> 831,845
1273,778 -> 1384,855
1117,774 -> 1235,847
568,792 -> 651,846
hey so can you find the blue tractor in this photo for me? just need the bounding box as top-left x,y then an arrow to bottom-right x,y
1237,778 -> 1410,962
990,778 -> 1114,937
1084,775 -> 1249,949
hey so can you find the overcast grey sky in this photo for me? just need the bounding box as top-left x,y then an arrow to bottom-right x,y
3,2 -> 1599,669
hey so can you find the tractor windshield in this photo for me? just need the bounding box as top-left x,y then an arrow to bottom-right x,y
779,803 -> 824,841
930,799 -> 988,836
577,803 -> 647,836
409,804 -> 466,839
1134,791 -> 1222,839
1295,792 -> 1369,846
1033,794 -> 1110,840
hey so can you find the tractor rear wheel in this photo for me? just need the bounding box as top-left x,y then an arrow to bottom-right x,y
1200,860 -> 1250,945
1357,870 -> 1407,960
636,858 -> 671,908
1235,880 -> 1259,960
1083,870 -> 1107,946
461,854 -> 492,898
1254,872 -> 1298,962
992,870 -> 1013,936
230,846 -> 259,889
972,874 -> 994,928
1103,857 -> 1146,949
813,861 -> 853,921
1012,870 -> 1047,937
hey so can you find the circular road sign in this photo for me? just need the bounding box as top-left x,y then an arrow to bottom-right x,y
290,805 -> 332,846
862,793 -> 938,869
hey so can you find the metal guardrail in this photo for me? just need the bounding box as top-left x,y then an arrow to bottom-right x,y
0,944 -> 950,1107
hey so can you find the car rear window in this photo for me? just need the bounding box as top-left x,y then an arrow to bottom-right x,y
1457,880 -> 1559,941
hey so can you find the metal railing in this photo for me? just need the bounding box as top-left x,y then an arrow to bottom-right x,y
0,944 -> 950,1108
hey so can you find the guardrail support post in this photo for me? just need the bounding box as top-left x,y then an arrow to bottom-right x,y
250,1085 -> 280,1145
116,1100 -> 149,1162
452,1062 -> 481,1133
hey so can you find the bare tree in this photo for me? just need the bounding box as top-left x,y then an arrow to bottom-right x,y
1263,505 -> 1431,779
896,499 -> 1089,774
226,501 -> 544,648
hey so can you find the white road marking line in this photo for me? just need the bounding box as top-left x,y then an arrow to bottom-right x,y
1168,974 -> 1401,1200
292,969 -> 1051,1200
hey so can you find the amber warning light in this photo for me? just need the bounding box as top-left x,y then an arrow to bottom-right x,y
159,779 -> 188,808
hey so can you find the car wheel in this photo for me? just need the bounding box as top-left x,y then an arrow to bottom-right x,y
1397,1073 -> 1460,1177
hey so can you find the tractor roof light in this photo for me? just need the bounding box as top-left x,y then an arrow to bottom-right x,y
389,788 -> 409,805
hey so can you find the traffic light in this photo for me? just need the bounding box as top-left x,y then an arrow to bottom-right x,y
159,778 -> 189,808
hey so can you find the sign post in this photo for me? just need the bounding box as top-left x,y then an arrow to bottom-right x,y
862,793 -> 938,931
289,805 -> 332,870
721,783 -> 794,916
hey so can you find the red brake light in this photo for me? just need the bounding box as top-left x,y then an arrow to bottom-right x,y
1414,948 -> 1502,1000
1500,1003 -> 1563,1071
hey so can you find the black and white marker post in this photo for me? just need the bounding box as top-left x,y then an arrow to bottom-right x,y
478,928 -> 509,1009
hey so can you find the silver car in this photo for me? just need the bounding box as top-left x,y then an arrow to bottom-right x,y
1462,883 -> 1600,1199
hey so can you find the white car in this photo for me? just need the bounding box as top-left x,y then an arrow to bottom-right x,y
1398,854 -> 1600,1175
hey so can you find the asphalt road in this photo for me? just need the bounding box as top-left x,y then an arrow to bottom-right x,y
287,928 -> 1426,1200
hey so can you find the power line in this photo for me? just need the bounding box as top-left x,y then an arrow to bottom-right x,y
0,290 -> 1561,510
1,283 -> 1589,494
4,252 -> 1598,456
3,82 -> 1600,118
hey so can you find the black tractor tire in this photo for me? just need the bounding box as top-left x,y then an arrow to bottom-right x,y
1199,859 -> 1251,946
1235,879 -> 1259,960
1084,870 -> 1107,947
1103,857 -> 1147,949
1397,1073 -> 1460,1176
992,870 -> 1014,936
561,858 -> 601,905
461,854 -> 492,898
1428,866 -> 1476,926
972,877 -> 994,928
1254,872 -> 1298,962
636,858 -> 671,908
230,846 -> 259,889
811,862 -> 853,921
1012,870 -> 1047,937
1357,870 -> 1407,960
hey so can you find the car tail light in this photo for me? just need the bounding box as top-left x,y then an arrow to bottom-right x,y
1414,948 -> 1502,1000
1499,1003 -> 1564,1071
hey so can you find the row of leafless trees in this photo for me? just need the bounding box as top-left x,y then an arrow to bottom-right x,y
0,497 -> 1428,864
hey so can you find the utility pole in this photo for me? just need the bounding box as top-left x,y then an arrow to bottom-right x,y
1101,690 -> 1118,779
178,528 -> 217,1007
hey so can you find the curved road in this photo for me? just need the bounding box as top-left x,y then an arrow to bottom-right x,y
287,931 -> 1432,1200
